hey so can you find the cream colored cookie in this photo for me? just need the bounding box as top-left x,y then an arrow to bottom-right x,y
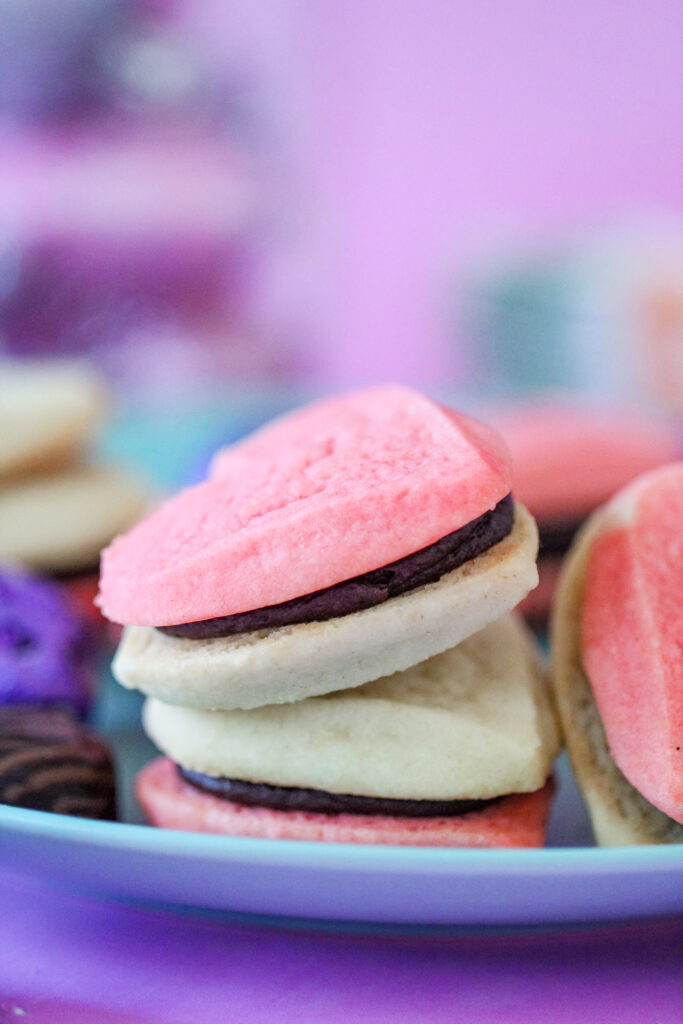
0,465 -> 148,574
551,512 -> 683,846
0,361 -> 106,479
113,503 -> 539,710
143,615 -> 559,800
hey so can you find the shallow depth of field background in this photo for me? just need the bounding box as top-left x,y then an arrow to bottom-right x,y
0,0 -> 681,441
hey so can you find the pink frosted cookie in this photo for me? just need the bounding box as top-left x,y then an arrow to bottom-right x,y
137,757 -> 554,848
102,387 -> 540,708
552,462 -> 683,845
494,401 -> 680,627
102,387 -> 512,625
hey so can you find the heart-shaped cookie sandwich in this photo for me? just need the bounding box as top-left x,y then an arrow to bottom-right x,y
102,386 -> 539,708
101,386 -> 558,847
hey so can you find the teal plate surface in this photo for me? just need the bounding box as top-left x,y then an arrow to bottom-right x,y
1,672 -> 681,927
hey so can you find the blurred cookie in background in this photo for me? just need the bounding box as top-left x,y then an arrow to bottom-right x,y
493,400 -> 681,629
0,359 -> 149,634
0,360 -> 106,479
0,465 -> 148,576
0,705 -> 117,819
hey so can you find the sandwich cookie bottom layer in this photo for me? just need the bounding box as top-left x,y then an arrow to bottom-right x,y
137,758 -> 554,847
114,502 -> 539,709
141,616 -> 559,800
178,770 -> 499,816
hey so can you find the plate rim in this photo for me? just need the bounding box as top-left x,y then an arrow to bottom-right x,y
2,803 -> 682,876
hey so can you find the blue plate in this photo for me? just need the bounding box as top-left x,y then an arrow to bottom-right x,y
1,673 -> 681,927
1,797 -> 682,927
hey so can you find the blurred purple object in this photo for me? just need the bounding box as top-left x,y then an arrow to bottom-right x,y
0,0 -> 258,132
0,130 -> 251,241
1,236 -> 255,358
0,0 -> 124,124
0,130 -> 283,385
0,568 -> 93,716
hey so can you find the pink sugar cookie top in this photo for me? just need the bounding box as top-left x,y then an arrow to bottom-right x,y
494,403 -> 680,522
99,386 -> 512,626
137,758 -> 553,848
582,463 -> 683,823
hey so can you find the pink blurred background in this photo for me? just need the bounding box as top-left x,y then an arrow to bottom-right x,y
289,0 -> 683,384
0,0 -> 681,398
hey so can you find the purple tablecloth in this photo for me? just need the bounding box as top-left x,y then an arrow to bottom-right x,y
1,870 -> 681,1023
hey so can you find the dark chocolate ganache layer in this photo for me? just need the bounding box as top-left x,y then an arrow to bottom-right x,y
160,492 -> 514,639
0,706 -> 116,819
179,767 -> 501,818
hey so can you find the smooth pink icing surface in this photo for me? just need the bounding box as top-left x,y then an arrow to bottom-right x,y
582,463 -> 683,823
99,387 -> 511,625
137,758 -> 552,848
494,403 -> 680,522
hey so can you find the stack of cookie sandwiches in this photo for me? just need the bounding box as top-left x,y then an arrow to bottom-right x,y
0,359 -> 148,624
99,386 -> 559,847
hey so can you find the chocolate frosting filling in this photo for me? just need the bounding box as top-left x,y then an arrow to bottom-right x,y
179,767 -> 501,818
160,492 -> 514,640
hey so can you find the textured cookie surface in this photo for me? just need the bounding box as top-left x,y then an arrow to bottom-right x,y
159,495 -> 514,639
581,464 -> 683,823
99,386 -> 512,625
0,361 -> 105,479
113,503 -> 538,709
143,615 -> 559,799
551,496 -> 683,845
0,465 -> 148,573
137,758 -> 553,847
